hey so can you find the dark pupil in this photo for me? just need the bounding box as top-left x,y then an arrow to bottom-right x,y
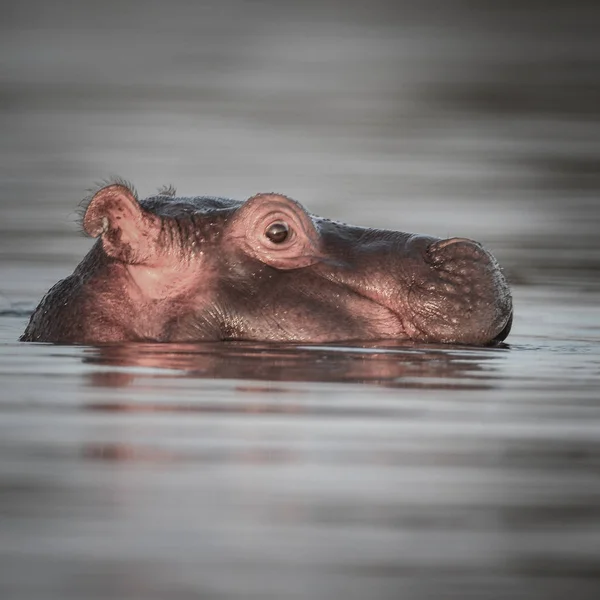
265,222 -> 289,244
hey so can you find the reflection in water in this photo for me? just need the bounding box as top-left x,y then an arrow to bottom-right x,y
81,341 -> 504,393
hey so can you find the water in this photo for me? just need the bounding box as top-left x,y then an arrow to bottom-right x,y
2,290 -> 599,599
1,2 -> 600,599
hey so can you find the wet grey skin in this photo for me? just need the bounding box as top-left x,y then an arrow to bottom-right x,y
21,182 -> 513,345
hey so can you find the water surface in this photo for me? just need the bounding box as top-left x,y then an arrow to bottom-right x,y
2,287 -> 599,600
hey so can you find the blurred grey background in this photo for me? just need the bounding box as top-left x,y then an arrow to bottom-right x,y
1,0 -> 599,301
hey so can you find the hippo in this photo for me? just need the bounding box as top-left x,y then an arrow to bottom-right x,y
21,181 -> 513,345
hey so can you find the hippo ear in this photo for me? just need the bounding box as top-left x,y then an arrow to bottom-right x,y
83,184 -> 160,263
230,193 -> 323,270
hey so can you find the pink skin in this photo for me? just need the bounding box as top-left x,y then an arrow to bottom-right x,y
21,182 -> 513,345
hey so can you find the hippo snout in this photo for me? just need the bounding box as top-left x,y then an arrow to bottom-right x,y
403,236 -> 513,345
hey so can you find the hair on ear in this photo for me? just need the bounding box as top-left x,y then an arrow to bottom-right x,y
77,176 -> 138,235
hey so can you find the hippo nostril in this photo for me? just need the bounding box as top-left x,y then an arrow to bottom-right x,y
426,237 -> 486,267
433,237 -> 482,251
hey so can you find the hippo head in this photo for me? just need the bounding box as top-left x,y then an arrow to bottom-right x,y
21,182 -> 512,345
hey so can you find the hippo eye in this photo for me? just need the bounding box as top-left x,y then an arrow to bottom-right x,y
265,221 -> 290,244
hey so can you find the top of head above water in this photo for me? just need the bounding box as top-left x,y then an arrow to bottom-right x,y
21,180 -> 512,346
